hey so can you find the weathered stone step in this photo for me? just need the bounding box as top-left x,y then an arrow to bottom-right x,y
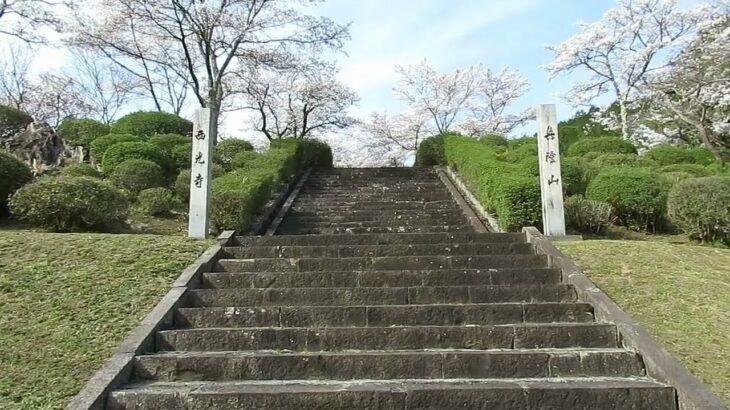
202,268 -> 560,289
293,193 -> 452,200
215,254 -> 548,272
185,285 -> 576,307
233,233 -> 526,247
277,225 -> 475,234
279,218 -> 468,229
108,378 -> 677,410
133,350 -> 644,382
290,199 -> 456,207
224,243 -> 532,259
156,323 -> 618,351
174,302 -> 594,328
285,209 -> 465,220
300,186 -> 448,193
289,203 -> 459,212
283,215 -> 466,224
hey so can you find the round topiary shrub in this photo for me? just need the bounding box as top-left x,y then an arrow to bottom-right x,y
9,176 -> 128,232
479,134 -> 509,148
501,143 -> 538,163
148,133 -> 190,153
415,134 -> 446,167
564,195 -> 615,235
0,150 -> 32,210
590,153 -> 657,168
111,111 -> 193,137
56,118 -> 110,148
0,105 -> 33,139
61,163 -> 102,179
171,142 -> 192,170
566,137 -> 637,157
659,164 -> 711,177
586,168 -> 671,232
101,142 -> 171,175
214,139 -> 255,170
174,165 -> 225,203
689,147 -> 716,165
561,157 -> 588,196
137,187 -> 176,216
301,139 -> 333,168
109,159 -> 165,196
668,176 -> 730,244
89,134 -> 141,163
230,151 -> 263,170
662,171 -> 695,185
644,145 -> 696,165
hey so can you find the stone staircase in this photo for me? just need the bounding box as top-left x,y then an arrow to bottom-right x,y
108,168 -> 677,409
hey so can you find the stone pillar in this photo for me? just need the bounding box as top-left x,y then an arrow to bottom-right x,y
535,104 -> 566,237
188,108 -> 214,238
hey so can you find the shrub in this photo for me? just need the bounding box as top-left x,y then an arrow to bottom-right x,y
590,153 -> 657,168
668,176 -> 730,244
479,134 -> 509,148
501,143 -> 538,163
111,111 -> 193,137
0,105 -> 32,139
175,165 -> 225,203
101,142 -> 171,175
564,195 -> 614,235
230,151 -> 263,170
89,134 -> 141,163
300,139 -> 333,168
659,164 -> 711,177
148,133 -> 190,153
415,134 -> 446,167
211,169 -> 276,232
560,157 -> 588,196
566,137 -> 637,157
109,159 -> 165,196
662,172 -> 695,185
645,145 -> 697,165
0,150 -> 32,210
689,147 -> 716,165
9,176 -> 128,232
56,118 -> 110,148
586,168 -> 671,232
171,142 -> 192,170
61,163 -> 102,179
706,162 -> 730,176
214,139 -> 254,170
137,187 -> 176,216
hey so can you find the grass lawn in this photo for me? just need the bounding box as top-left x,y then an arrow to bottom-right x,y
557,239 -> 730,403
0,230 -> 213,409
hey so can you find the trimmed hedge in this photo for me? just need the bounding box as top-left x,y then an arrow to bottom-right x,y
148,133 -> 189,153
590,153 -> 657,168
214,139 -> 255,171
645,145 -> 697,165
175,165 -> 225,203
668,176 -> 730,244
415,134 -> 447,167
564,195 -> 614,235
0,105 -> 32,139
137,187 -> 176,216
300,139 -> 334,168
586,168 -> 671,232
566,137 -> 637,157
501,143 -> 538,163
109,159 -> 165,196
111,111 -> 193,137
9,176 -> 128,232
171,143 -> 192,170
101,142 -> 171,175
0,150 -> 32,210
479,134 -> 509,148
89,134 -> 141,163
56,118 -> 110,148
659,164 -> 711,177
61,163 -> 102,179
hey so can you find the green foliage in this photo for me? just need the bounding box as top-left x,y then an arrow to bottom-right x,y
9,176 -> 128,232
147,133 -> 189,153
415,134 -> 447,167
659,164 -> 711,177
111,111 -> 193,137
300,139 -> 334,168
0,105 -> 33,139
137,187 -> 176,216
171,143 -> 192,170
56,119 -> 110,148
0,151 -> 32,210
662,172 -> 695,185
61,163 -> 102,179
689,148 -> 717,166
590,153 -> 657,168
230,151 -> 263,170
501,142 -> 538,163
561,157 -> 588,196
174,165 -> 225,203
564,195 -> 614,234
586,168 -> 671,232
706,162 -> 730,176
89,134 -> 141,163
668,176 -> 730,244
566,137 -> 638,157
645,145 -> 698,165
479,134 -> 509,148
558,108 -> 621,153
213,139 -> 255,170
109,159 -> 165,196
101,142 -> 171,175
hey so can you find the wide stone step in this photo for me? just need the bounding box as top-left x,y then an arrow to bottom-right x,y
185,285 -> 576,307
283,215 -> 466,225
224,243 -> 532,259
234,233 -> 526,247
202,268 -> 560,289
289,203 -> 459,212
290,199 -> 456,207
285,209 -> 465,220
215,254 -> 549,272
279,218 -> 468,229
294,193 -> 452,200
277,225 -> 475,235
300,186 -> 448,194
174,302 -> 594,328
108,379 -> 677,410
133,349 -> 644,382
156,323 -> 618,351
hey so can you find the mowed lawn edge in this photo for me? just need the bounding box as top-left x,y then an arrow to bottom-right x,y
0,231 -> 213,409
557,240 -> 730,403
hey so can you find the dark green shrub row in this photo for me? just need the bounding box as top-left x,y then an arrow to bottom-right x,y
0,150 -> 32,211
645,145 -> 716,166
668,176 -> 730,245
566,136 -> 637,157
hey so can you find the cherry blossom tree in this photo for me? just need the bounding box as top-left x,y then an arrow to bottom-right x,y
544,0 -> 706,141
0,0 -> 66,42
0,44 -> 35,109
362,110 -> 432,165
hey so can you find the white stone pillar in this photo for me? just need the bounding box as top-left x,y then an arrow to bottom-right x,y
535,104 -> 566,237
188,108 -> 214,238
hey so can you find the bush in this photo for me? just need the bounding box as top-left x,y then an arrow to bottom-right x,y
659,164 -> 711,177
0,105 -> 32,139
501,143 -> 538,163
689,147 -> 716,165
590,153 -> 657,168
214,139 -> 254,170
109,159 -> 165,196
175,165 -> 225,203
668,176 -> 730,244
101,142 -> 171,175
171,142 -> 192,170
148,133 -> 190,153
586,168 -> 671,232
89,134 -> 141,163
415,134 -> 446,167
645,145 -> 697,165
9,176 -> 128,232
230,151 -> 263,170
56,119 -> 110,148
111,111 -> 193,137
706,162 -> 730,176
662,172 -> 695,185
560,157 -> 588,196
137,187 -> 176,216
0,150 -> 32,210
211,169 -> 276,232
566,137 -> 637,157
479,134 -> 509,148
300,139 -> 333,168
564,195 -> 614,235
61,163 -> 102,179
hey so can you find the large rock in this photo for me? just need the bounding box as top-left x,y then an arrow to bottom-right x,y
3,122 -> 81,174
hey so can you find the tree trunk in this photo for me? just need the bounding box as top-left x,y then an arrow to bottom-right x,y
619,100 -> 630,141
